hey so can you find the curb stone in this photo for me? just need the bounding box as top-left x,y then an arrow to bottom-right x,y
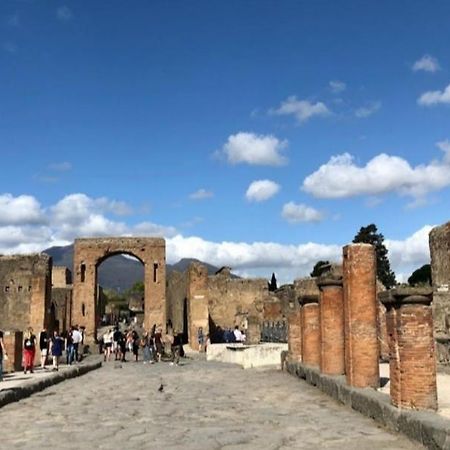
0,361 -> 102,409
286,361 -> 450,450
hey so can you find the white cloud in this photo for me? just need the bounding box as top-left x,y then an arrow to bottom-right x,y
0,191 -> 435,285
329,80 -> 346,93
413,55 -> 440,73
245,180 -> 280,202
418,83 -> 450,106
302,143 -> 450,200
218,132 -> 288,166
0,194 -> 46,226
189,189 -> 214,200
48,161 -> 72,172
281,202 -> 323,223
57,6 -> 73,21
355,101 -> 381,118
270,96 -> 330,123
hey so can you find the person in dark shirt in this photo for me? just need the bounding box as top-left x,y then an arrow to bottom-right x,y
171,332 -> 182,366
23,327 -> 37,374
113,327 -> 123,361
39,327 -> 49,370
50,330 -> 64,371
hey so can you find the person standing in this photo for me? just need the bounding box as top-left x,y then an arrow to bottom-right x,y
170,331 -> 182,366
71,326 -> 83,363
49,330 -> 64,371
131,329 -> 139,362
23,327 -> 37,374
39,327 -> 49,370
197,327 -> 204,352
65,328 -> 74,365
103,329 -> 113,362
0,330 -> 8,382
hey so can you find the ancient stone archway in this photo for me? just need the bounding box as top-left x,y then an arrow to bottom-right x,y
72,237 -> 166,342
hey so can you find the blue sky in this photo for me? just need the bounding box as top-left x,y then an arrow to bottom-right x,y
1,1 -> 450,282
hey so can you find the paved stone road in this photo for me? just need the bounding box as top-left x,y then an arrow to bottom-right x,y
0,358 -> 421,449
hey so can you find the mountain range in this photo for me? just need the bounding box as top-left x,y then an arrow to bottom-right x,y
44,244 -> 223,292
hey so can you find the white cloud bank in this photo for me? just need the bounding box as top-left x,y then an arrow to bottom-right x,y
217,132 -> 288,166
418,83 -> 450,106
302,142 -> 450,201
413,55 -> 440,73
0,193 -> 434,284
245,180 -> 280,202
270,96 -> 330,123
281,202 -> 323,223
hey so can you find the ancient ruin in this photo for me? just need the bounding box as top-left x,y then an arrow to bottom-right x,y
72,237 -> 166,342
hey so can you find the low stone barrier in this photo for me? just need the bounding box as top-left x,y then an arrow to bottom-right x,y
286,361 -> 450,449
0,360 -> 102,409
207,343 -> 288,369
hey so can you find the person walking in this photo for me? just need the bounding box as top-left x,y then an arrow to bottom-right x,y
0,330 -> 8,382
39,327 -> 49,370
170,331 -> 182,366
23,327 -> 37,374
103,329 -> 113,362
50,330 -> 64,371
131,329 -> 139,362
65,328 -> 74,365
71,326 -> 83,363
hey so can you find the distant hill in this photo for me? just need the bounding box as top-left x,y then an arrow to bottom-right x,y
43,244 -> 230,291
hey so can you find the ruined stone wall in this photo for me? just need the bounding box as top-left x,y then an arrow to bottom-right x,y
52,266 -> 72,288
51,287 -> 72,333
294,277 -> 321,300
207,272 -> 267,330
0,254 -> 52,334
166,270 -> 188,333
430,221 -> 450,335
265,285 -> 295,321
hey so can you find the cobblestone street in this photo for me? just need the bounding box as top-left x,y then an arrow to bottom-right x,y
0,358 -> 421,449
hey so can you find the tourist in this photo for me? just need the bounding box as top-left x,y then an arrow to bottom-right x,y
197,327 -> 204,352
71,326 -> 83,363
103,329 -> 113,362
131,329 -> 139,362
170,331 -> 182,366
39,327 -> 49,370
233,326 -> 244,343
23,327 -> 37,374
118,330 -> 127,362
154,328 -> 163,362
113,327 -> 123,361
65,328 -> 74,365
50,330 -> 64,371
0,330 -> 8,382
141,332 -> 152,364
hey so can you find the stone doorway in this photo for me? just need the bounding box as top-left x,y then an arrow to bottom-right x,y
72,237 -> 166,342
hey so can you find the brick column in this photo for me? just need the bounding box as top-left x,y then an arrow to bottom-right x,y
380,287 -> 437,410
301,295 -> 320,367
317,277 -> 344,375
3,331 -> 23,372
288,307 -> 302,362
343,244 -> 379,388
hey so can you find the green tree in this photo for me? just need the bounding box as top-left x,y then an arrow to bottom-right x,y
268,273 -> 278,291
353,224 -> 396,288
310,260 -> 330,277
408,264 -> 432,286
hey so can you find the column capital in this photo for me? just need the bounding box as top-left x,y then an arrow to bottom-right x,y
379,287 -> 432,308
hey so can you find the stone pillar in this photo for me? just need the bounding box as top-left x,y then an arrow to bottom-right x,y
288,307 -> 302,362
343,244 -> 379,388
246,315 -> 261,345
3,331 -> 23,372
317,277 -> 344,375
301,295 -> 320,367
187,263 -> 209,351
380,287 -> 437,410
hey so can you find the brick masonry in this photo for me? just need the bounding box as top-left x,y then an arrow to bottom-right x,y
301,296 -> 320,367
343,244 -> 379,388
288,308 -> 302,362
317,278 -> 345,375
380,287 -> 437,411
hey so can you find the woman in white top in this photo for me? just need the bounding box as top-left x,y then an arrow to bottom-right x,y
103,329 -> 114,362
